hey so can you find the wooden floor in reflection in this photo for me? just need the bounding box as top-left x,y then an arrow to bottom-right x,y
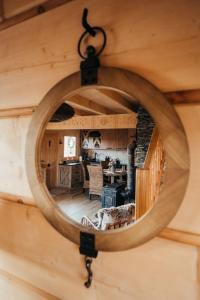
52,190 -> 101,224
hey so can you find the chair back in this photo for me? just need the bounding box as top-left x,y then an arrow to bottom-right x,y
81,203 -> 135,230
81,162 -> 89,189
97,203 -> 135,230
87,165 -> 103,196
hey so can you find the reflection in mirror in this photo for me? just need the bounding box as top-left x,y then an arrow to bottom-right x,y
40,88 -> 165,231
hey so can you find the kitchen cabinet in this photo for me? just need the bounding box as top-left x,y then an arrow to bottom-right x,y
115,129 -> 128,149
57,164 -> 82,189
101,130 -> 116,149
82,129 -> 130,150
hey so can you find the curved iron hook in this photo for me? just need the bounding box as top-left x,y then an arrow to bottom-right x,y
82,8 -> 96,37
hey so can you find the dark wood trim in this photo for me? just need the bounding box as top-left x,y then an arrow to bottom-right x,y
0,0 -> 4,22
0,0 -> 73,32
166,89 -> 200,105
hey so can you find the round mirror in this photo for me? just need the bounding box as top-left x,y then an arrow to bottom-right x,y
26,67 -> 189,251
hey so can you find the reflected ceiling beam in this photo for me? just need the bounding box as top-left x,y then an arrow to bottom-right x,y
73,108 -> 94,116
93,89 -> 137,113
66,95 -> 113,115
47,113 -> 136,130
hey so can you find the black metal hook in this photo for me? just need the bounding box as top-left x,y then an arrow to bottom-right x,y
84,256 -> 93,288
82,8 -> 96,37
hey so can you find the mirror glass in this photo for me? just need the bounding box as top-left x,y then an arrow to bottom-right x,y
40,88 -> 166,231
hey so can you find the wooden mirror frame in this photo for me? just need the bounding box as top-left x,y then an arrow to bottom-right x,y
26,67 -> 189,251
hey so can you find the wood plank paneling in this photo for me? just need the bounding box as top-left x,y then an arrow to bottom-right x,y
0,268 -> 60,300
169,104 -> 200,233
41,129 -> 80,187
136,129 -> 165,219
1,104 -> 200,232
3,0 -> 47,18
0,194 -> 199,248
0,199 -> 198,300
0,1 -> 199,299
1,0 -> 72,24
0,117 -> 33,200
0,0 -> 200,109
0,192 -> 35,206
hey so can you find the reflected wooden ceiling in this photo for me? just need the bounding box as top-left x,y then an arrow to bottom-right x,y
64,88 -> 138,116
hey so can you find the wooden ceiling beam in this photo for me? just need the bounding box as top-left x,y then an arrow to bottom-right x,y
0,106 -> 36,118
47,113 -> 136,130
94,89 -> 138,113
66,95 -> 114,115
73,108 -> 93,116
0,0 -> 72,31
166,89 -> 200,105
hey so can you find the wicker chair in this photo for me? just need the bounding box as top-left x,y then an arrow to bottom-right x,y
81,162 -> 89,190
87,165 -> 104,199
81,203 -> 135,230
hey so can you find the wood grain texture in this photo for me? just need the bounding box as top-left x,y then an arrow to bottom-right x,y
136,129 -> 165,219
1,89 -> 200,118
0,0 -> 200,110
160,228 -> 200,248
0,106 -> 36,118
0,268 -> 60,300
47,113 -> 136,130
0,192 -> 35,206
1,0 -> 73,28
166,89 -> 200,105
26,67 -> 189,251
1,104 -> 198,233
66,94 -> 114,115
0,194 -> 199,248
0,198 -> 198,300
168,104 -> 200,233
82,89 -> 138,113
3,0 -> 46,18
0,117 -> 34,200
0,1 -> 199,298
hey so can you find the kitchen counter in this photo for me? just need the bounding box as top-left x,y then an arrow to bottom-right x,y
59,162 -> 80,166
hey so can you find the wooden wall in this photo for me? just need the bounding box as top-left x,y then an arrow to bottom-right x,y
3,0 -> 47,18
135,128 -> 165,219
41,129 -> 81,164
40,129 -> 80,187
0,0 -> 200,299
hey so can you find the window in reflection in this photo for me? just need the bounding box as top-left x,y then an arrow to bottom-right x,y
64,136 -> 76,158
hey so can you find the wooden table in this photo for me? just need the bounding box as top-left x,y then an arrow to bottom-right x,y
103,169 -> 127,184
